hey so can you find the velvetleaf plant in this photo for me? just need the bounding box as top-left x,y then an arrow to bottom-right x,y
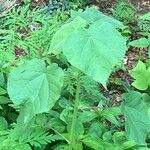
49,7 -> 127,149
6,7 -> 129,149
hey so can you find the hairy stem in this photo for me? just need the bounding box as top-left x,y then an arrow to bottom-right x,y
69,72 -> 81,150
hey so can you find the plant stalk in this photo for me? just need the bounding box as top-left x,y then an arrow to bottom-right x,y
69,72 -> 81,150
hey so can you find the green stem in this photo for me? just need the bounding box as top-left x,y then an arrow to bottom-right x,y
69,72 -> 81,150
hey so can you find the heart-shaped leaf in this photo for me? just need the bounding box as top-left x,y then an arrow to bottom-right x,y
7,59 -> 64,123
62,21 -> 126,87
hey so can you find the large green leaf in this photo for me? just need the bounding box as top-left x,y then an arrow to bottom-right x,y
129,61 -> 150,90
7,59 -> 64,123
61,21 -> 126,86
50,8 -> 127,87
122,91 -> 150,145
71,7 -> 124,28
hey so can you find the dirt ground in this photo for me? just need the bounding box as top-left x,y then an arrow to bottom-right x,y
131,0 -> 150,13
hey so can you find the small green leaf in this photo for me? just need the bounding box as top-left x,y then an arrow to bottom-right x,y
112,132 -> 136,149
140,12 -> 150,20
78,111 -> 97,123
0,117 -> 8,130
7,59 -> 64,123
129,38 -> 150,48
102,107 -> 121,126
0,96 -> 10,104
82,136 -> 104,150
0,73 -> 4,86
129,61 -> 150,90
88,122 -> 104,139
122,91 -> 150,145
0,87 -> 7,95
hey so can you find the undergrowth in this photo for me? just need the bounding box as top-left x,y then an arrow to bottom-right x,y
0,0 -> 150,150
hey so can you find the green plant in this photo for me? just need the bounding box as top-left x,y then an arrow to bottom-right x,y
0,2 -> 67,70
1,1 -> 150,149
129,33 -> 150,57
49,7 -> 128,149
0,120 -> 59,150
129,61 -> 150,90
129,36 -> 150,49
113,0 -> 136,23
7,59 -> 64,124
122,91 -> 150,146
50,7 -> 126,86
138,12 -> 150,32
129,12 -> 150,58
2,7 -> 129,149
